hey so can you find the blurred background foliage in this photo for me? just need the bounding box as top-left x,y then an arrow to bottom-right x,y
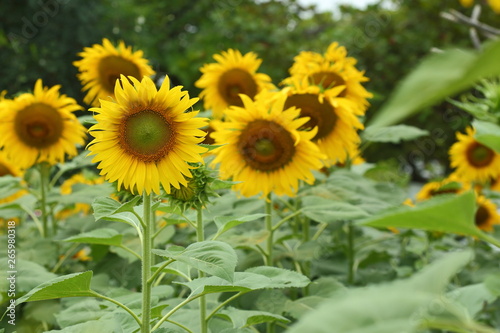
0,0 -> 497,179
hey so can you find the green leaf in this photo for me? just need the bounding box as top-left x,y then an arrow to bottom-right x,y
473,119 -> 500,153
358,191 -> 485,238
362,125 -> 429,143
153,241 -> 237,282
218,307 -> 289,328
302,196 -> 370,223
92,197 -> 141,229
212,214 -> 267,240
0,259 -> 57,294
287,251 -> 473,333
63,228 -> 123,246
369,39 -> 500,127
284,296 -> 327,319
179,266 -> 309,296
448,283 -> 498,318
16,271 -> 96,305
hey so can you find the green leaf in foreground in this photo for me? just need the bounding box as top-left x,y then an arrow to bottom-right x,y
357,191 -> 500,248
369,39 -> 500,127
153,241 -> 238,282
63,228 -> 123,246
473,119 -> 500,153
362,125 -> 429,143
16,271 -> 95,305
288,251 -> 473,333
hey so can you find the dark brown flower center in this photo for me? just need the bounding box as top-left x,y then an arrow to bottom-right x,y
15,103 -> 63,148
99,56 -> 141,93
120,109 -> 175,163
310,71 -> 347,96
466,142 -> 495,167
284,93 -> 337,141
218,68 -> 258,106
475,204 -> 490,229
238,120 -> 295,172
0,163 -> 14,177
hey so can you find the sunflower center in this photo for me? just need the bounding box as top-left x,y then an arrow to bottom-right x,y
99,56 -> 141,93
121,110 -> 174,162
238,120 -> 295,172
218,68 -> 258,106
475,204 -> 490,229
284,93 -> 337,141
311,71 -> 347,96
14,103 -> 63,148
466,142 -> 495,167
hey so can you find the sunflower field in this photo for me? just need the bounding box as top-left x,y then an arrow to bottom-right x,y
2,0 -> 500,332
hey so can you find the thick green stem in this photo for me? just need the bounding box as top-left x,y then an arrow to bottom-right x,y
141,192 -> 153,333
347,221 -> 355,285
39,163 -> 50,238
197,207 -> 208,333
264,194 -> 273,266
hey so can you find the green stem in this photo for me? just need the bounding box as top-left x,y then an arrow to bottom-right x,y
205,291 -> 246,321
118,245 -> 142,261
39,163 -> 50,238
312,223 -> 328,241
264,194 -> 273,266
51,243 -> 79,273
141,192 -> 153,333
197,207 -> 208,333
272,210 -> 302,232
152,295 -> 203,331
148,258 -> 175,285
347,221 -> 355,285
92,291 -> 142,327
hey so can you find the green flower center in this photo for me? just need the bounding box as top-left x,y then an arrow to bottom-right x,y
99,56 -> 141,93
238,120 -> 295,172
310,71 -> 347,96
466,142 -> 495,167
218,68 -> 258,107
284,93 -> 337,141
15,103 -> 63,148
122,110 -> 174,162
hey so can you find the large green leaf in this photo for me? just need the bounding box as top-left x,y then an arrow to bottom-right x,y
287,251 -> 473,333
301,196 -> 370,223
153,241 -> 237,282
63,228 -> 123,246
362,125 -> 429,143
92,197 -> 142,229
179,266 -> 309,296
358,191 -> 480,236
369,39 -> 500,127
212,214 -> 268,240
218,307 -> 289,328
16,271 -> 96,305
473,119 -> 500,153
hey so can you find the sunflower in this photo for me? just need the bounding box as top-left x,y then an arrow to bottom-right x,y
88,75 -> 208,195
278,77 -> 363,165
475,195 -> 500,231
211,93 -> 325,198
0,79 -> 86,169
449,127 -> 500,183
416,176 -> 471,201
283,42 -> 372,115
0,152 -> 27,204
195,49 -> 275,119
74,38 -> 155,107
459,0 -> 500,13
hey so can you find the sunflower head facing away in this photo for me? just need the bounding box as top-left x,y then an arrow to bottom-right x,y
475,195 -> 500,232
195,49 -> 275,118
449,127 -> 500,183
88,75 -> 208,195
0,79 -> 86,169
211,92 -> 325,198
74,38 -> 155,107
